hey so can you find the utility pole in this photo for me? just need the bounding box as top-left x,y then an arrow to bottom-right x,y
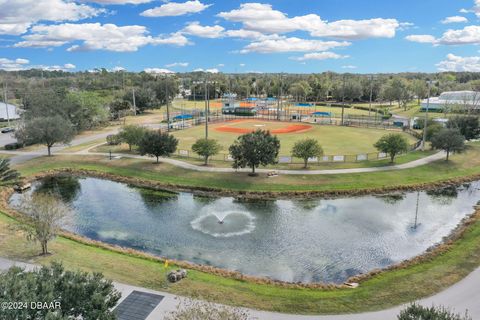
421,80 -> 432,151
3,81 -> 10,126
369,75 -> 373,119
341,74 -> 346,126
204,76 -> 209,139
165,76 -> 170,132
132,88 -> 137,116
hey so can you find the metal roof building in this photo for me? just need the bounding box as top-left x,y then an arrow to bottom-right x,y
0,102 -> 21,121
421,91 -> 480,112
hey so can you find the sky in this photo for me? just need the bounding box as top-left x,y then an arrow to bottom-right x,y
1,0 -> 480,74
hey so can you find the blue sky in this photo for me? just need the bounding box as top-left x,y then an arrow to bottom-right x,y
1,0 -> 480,73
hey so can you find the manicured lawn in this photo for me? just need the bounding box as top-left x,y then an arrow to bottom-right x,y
170,121 -> 417,156
90,143 -> 435,169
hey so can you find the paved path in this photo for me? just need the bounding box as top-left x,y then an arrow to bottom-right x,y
0,257 -> 478,319
0,142 -> 446,175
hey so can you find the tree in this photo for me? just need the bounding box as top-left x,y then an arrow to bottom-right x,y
411,79 -> 428,105
374,133 -> 410,163
431,128 -> 466,161
118,124 -> 147,151
426,123 -> 444,142
16,115 -> 75,156
192,138 -> 222,165
17,193 -> 71,255
0,262 -> 120,320
0,158 -> 20,186
447,116 -> 480,140
123,86 -> 158,113
138,130 -> 178,163
291,138 -> 323,168
109,99 -> 131,120
398,303 -> 471,320
229,130 -> 280,175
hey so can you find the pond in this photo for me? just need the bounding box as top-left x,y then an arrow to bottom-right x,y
9,176 -> 480,284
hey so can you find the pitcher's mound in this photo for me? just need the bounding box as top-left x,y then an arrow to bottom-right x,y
214,119 -> 312,134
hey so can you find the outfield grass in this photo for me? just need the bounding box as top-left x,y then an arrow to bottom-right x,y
170,121 -> 416,155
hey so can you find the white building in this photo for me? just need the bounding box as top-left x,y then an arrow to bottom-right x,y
0,102 -> 21,121
421,91 -> 480,112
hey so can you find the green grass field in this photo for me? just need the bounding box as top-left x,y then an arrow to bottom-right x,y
170,120 -> 417,155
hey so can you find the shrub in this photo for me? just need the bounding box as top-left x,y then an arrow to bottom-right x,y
4,142 -> 23,150
106,134 -> 122,146
398,304 -> 471,320
165,299 -> 251,320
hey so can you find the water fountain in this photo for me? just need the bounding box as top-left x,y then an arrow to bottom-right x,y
191,210 -> 256,238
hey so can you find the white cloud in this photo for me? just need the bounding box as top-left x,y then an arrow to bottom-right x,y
438,25 -> 480,45
193,68 -> 219,73
406,25 -> 480,46
14,23 -> 189,52
144,68 -> 175,74
0,58 -> 30,71
240,37 -> 350,54
141,0 -> 211,17
165,62 -> 189,67
239,63 -> 246,67
437,53 -> 480,72
83,0 -> 154,4
405,34 -> 437,44
441,16 -> 468,24
217,3 -> 399,40
309,18 -> 399,39
0,58 -> 76,71
111,66 -> 126,71
224,29 -> 280,40
181,21 -> 224,38
37,64 -> 77,71
290,51 -> 348,61
342,65 -> 357,69
217,63 -> 225,67
0,0 -> 102,35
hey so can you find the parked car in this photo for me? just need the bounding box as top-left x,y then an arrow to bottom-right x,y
1,127 -> 14,133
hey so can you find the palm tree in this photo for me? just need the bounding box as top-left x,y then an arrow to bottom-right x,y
0,158 -> 20,186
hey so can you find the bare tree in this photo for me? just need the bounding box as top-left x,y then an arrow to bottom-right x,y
17,193 -> 71,255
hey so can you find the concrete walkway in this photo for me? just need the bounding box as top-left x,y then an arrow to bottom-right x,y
0,143 -> 446,175
0,257 -> 478,319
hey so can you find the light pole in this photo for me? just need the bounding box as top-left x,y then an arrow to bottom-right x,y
341,74 -> 346,126
421,80 -> 434,151
3,81 -> 10,126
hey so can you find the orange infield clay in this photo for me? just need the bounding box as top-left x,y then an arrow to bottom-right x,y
214,119 -> 313,134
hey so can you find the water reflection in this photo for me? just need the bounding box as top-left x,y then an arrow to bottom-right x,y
34,175 -> 81,203
10,176 -> 480,284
